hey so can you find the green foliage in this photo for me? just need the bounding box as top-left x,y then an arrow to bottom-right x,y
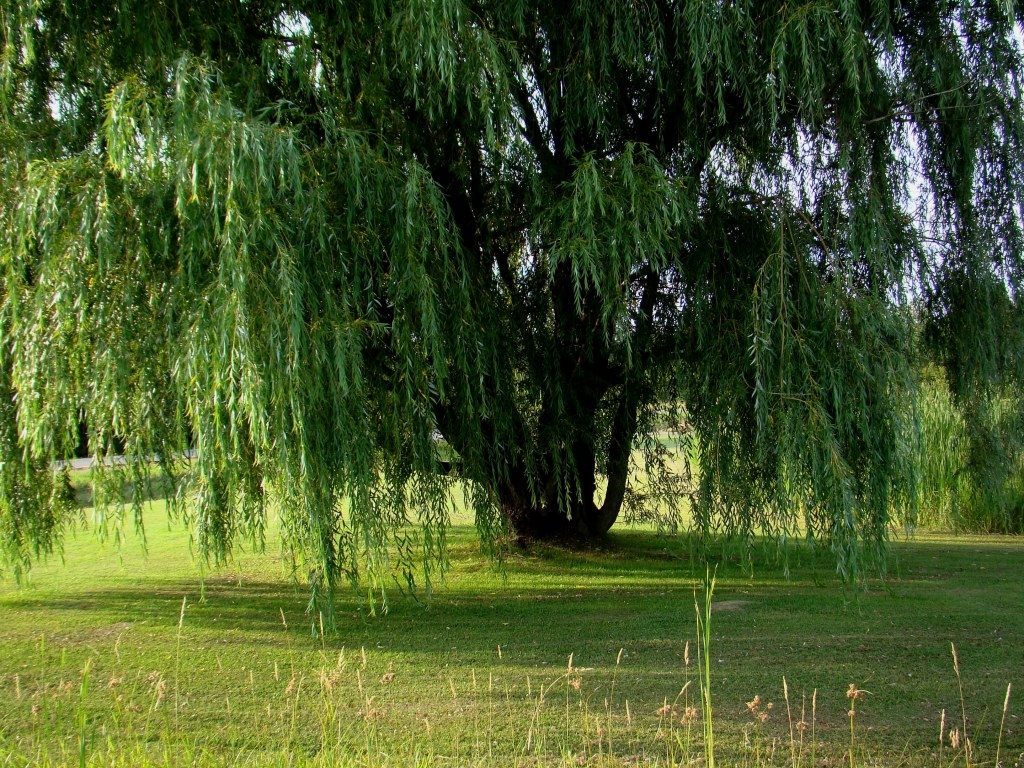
1,0 -> 1024,611
915,368 -> 1024,533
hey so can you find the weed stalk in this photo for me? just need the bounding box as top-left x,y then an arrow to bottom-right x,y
784,677 -> 796,768
846,684 -> 868,768
952,642 -> 973,768
996,683 -> 1011,768
77,657 -> 92,768
695,566 -> 717,768
174,594 -> 186,735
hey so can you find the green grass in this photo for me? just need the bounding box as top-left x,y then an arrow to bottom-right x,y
0,499 -> 1021,767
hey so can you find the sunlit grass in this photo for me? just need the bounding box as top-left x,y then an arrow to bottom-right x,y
1,493 -> 1021,767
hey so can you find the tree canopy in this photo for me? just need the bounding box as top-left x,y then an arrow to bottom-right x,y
2,0 -> 1023,616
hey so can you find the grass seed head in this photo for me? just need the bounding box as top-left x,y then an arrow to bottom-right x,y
153,678 -> 167,709
745,694 -> 773,722
319,668 -> 340,691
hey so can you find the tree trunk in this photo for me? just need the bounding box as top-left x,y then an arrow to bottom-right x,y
499,389 -> 639,542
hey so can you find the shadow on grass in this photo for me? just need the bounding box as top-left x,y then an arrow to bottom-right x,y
6,529 -> 1022,656
2,529 -> 1022,762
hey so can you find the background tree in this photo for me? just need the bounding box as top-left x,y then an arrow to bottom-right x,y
2,1 -> 1023,616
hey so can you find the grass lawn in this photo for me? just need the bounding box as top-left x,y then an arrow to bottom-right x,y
0,497 -> 1021,767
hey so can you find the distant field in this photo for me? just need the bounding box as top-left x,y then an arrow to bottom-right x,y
0,498 -> 1021,767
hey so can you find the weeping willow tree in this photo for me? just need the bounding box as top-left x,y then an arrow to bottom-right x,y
2,1 -> 1023,613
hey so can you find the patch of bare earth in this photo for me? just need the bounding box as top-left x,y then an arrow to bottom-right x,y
711,600 -> 749,612
51,621 -> 133,645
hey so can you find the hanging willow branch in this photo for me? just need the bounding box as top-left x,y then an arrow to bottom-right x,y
1,0 -> 1022,618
